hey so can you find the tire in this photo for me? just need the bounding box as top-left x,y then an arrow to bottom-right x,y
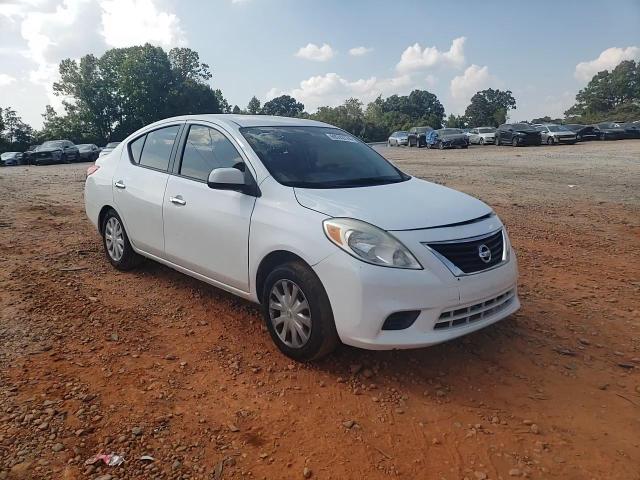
262,261 -> 339,362
61,153 -> 70,164
511,137 -> 518,147
388,141 -> 392,147
479,138 -> 484,145
546,137 -> 554,145
101,209 -> 143,271
495,135 -> 501,146
599,133 -> 606,141
577,134 -> 583,142
438,141 -> 444,150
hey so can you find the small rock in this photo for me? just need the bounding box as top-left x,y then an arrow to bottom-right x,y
509,468 -> 522,477
362,369 -> 374,379
474,471 -> 487,480
618,362 -> 634,369
95,475 -> 112,480
131,426 -> 143,436
530,424 -> 540,434
165,354 -> 177,360
342,420 -> 355,429
52,443 -> 64,452
431,438 -> 440,445
172,460 -> 181,470
522,419 -> 533,426
598,383 -> 609,390
303,467 -> 312,478
435,389 -> 446,397
228,423 -> 240,432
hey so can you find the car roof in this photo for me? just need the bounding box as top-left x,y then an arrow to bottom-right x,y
167,114 -> 330,129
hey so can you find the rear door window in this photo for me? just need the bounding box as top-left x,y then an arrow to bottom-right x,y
138,125 -> 180,171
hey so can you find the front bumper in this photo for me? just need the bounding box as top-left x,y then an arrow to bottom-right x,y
555,135 -> 577,143
313,219 -> 519,350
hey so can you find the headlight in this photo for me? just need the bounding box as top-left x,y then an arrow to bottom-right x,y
323,218 -> 422,269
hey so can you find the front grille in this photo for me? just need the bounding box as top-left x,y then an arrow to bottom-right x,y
434,289 -> 515,330
426,230 -> 504,274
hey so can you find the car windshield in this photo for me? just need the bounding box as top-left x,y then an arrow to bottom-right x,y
105,142 -> 120,148
1,152 -> 17,159
241,126 -> 409,189
477,128 -> 495,133
415,127 -> 431,133
397,131 -> 408,136
548,125 -> 571,132
36,141 -> 64,150
439,129 -> 462,135
514,124 -> 535,131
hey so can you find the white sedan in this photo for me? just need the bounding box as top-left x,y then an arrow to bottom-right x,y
468,127 -> 496,145
85,115 -> 519,361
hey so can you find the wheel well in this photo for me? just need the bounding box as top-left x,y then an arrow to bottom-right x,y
97,205 -> 115,234
255,250 -> 308,302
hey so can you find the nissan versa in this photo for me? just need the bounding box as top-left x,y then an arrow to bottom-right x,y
85,115 -> 520,361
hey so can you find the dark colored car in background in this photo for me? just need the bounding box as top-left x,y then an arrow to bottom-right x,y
595,122 -> 626,140
31,140 -> 80,165
426,128 -> 469,149
98,142 -> 121,158
407,126 -> 433,147
23,145 -> 39,164
0,152 -> 22,166
77,144 -> 101,161
496,123 -> 542,147
621,122 -> 640,139
565,124 -> 599,141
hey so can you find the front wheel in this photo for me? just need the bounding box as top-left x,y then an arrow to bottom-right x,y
101,209 -> 142,271
511,137 -> 518,147
546,137 -> 554,145
495,136 -> 501,146
262,261 -> 339,362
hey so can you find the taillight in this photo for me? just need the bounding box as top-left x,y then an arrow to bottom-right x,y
86,164 -> 100,177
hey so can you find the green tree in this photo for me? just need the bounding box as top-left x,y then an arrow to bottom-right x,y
310,98 -> 366,137
565,60 -> 639,122
261,95 -> 304,117
445,114 -> 467,128
246,96 -> 261,114
0,107 -> 34,152
52,43 -> 225,144
464,88 -> 517,127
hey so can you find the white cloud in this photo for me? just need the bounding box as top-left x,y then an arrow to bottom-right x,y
101,0 -> 186,48
0,74 -> 17,86
349,46 -> 373,56
266,72 -> 414,111
574,46 -> 640,82
450,64 -> 499,113
397,37 -> 466,73
294,43 -> 334,62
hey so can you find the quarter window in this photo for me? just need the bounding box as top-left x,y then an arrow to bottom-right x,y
129,136 -> 145,164
180,125 -> 244,181
138,125 -> 180,171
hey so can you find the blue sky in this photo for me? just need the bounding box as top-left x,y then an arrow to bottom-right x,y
1,0 -> 639,128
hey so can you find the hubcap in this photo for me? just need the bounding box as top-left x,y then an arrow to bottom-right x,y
268,279 -> 311,348
105,217 -> 124,262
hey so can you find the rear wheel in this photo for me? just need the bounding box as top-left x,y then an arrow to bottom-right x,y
101,209 -> 142,271
438,141 -> 444,150
262,261 -> 339,362
546,137 -> 554,145
511,137 -> 518,147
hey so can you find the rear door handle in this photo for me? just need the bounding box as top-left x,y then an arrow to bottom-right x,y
169,195 -> 186,206
114,180 -> 126,189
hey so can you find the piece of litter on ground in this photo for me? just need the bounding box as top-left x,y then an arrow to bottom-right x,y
60,265 -> 87,271
84,453 -> 125,467
139,455 -> 155,462
567,184 -> 576,188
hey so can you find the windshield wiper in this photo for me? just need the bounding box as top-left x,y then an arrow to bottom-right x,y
328,177 -> 404,187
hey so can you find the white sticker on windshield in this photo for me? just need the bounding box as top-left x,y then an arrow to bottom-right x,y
325,133 -> 357,143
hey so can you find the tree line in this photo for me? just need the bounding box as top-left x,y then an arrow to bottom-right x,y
1,45 -> 639,153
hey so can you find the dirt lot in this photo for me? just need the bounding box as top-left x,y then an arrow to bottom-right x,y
1,140 -> 639,480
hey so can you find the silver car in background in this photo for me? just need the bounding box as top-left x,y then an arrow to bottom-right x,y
533,124 -> 577,145
388,131 -> 409,146
468,127 -> 496,145
98,142 -> 121,158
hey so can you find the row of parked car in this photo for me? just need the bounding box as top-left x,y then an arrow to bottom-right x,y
0,140 -> 121,166
387,121 -> 640,149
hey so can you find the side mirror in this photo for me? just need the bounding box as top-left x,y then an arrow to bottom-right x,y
207,167 -> 260,197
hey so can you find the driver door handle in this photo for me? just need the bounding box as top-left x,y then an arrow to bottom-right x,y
169,195 -> 186,206
114,180 -> 126,189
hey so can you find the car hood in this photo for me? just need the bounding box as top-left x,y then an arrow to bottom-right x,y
294,177 -> 492,231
